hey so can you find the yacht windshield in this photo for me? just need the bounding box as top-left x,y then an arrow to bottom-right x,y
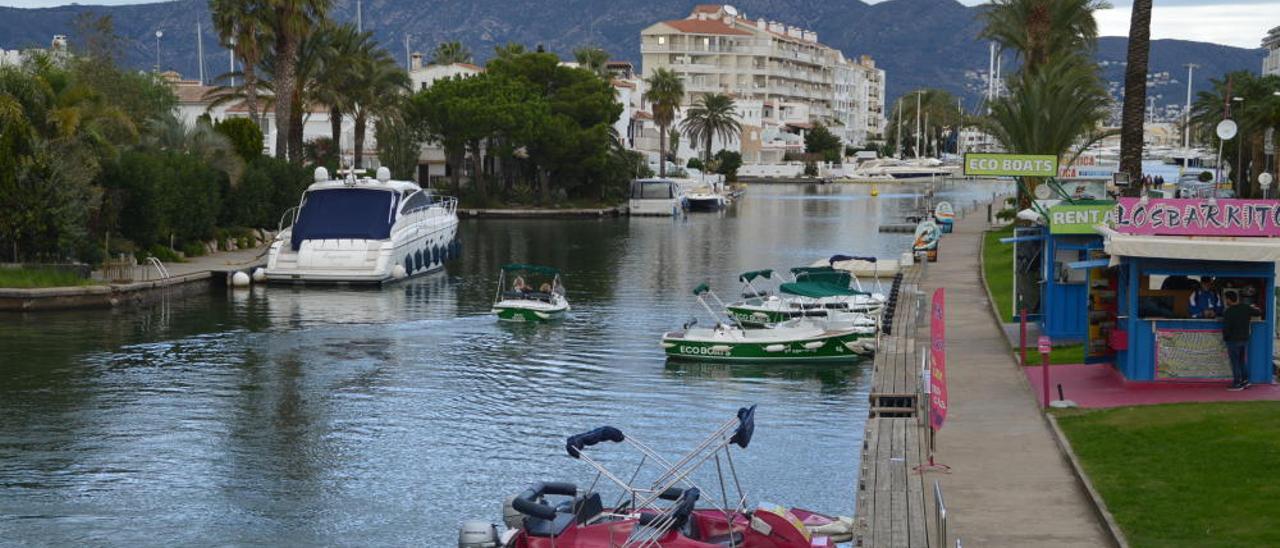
632,181 -> 674,199
290,188 -> 398,250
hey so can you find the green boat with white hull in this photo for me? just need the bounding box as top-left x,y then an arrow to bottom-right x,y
726,268 -> 884,328
492,264 -> 569,322
662,283 -> 875,363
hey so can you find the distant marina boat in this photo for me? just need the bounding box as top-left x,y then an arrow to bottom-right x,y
842,158 -> 954,182
491,264 -> 570,322
628,178 -> 686,216
266,167 -> 459,284
726,267 -> 885,328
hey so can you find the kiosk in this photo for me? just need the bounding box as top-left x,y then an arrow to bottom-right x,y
1039,201 -> 1113,342
1099,198 -> 1280,384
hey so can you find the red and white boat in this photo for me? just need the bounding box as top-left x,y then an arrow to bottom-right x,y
458,406 -> 854,547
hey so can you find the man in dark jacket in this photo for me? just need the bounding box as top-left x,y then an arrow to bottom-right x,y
1222,292 -> 1253,391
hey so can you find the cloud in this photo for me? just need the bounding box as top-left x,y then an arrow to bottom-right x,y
1095,3 -> 1279,48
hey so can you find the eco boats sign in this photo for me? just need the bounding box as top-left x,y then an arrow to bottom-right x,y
1114,197 -> 1280,237
963,153 -> 1059,177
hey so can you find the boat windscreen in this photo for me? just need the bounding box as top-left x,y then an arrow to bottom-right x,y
631,181 -> 674,199
794,270 -> 851,286
291,188 -> 397,250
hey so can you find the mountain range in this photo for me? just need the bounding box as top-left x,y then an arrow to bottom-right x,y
0,0 -> 1266,110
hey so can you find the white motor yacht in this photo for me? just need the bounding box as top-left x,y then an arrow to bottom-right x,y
845,158 -> 953,182
628,178 -> 686,216
266,167 -> 459,284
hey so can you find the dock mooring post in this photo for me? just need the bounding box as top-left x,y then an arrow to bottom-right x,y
1019,308 -> 1028,366
1038,335 -> 1051,409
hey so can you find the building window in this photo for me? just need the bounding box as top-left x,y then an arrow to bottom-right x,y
658,36 -> 666,45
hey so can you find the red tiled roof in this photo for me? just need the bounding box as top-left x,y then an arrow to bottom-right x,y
692,4 -> 722,13
612,80 -> 636,89
455,62 -> 484,72
173,84 -> 216,103
634,111 -> 654,120
660,19 -> 751,36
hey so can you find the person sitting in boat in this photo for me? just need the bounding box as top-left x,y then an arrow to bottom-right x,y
512,276 -> 530,294
539,282 -> 552,294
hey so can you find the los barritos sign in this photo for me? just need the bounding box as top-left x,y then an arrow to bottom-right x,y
1114,198 -> 1280,237
963,153 -> 1059,177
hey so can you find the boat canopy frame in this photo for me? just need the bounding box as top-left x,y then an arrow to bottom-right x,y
495,265 -> 565,305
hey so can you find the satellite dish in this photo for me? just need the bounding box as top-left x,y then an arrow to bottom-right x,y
1260,172 -> 1274,189
1216,119 -> 1238,141
1034,184 -> 1052,200
724,4 -> 739,16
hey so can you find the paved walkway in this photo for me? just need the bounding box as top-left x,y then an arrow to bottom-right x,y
161,245 -> 268,277
916,209 -> 1109,547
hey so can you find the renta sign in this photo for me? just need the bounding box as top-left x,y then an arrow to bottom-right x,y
1049,202 -> 1114,234
1114,198 -> 1280,237
963,153 -> 1059,177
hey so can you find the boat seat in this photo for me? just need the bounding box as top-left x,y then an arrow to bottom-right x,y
553,493 -> 603,524
523,513 -> 575,537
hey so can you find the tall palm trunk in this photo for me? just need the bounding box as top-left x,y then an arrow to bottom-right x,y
274,32 -> 300,163
353,112 -> 367,168
329,107 -> 342,164
1119,0 -> 1152,192
243,63 -> 261,127
705,133 -> 712,166
658,122 -> 668,177
289,92 -> 305,165
469,138 -> 485,200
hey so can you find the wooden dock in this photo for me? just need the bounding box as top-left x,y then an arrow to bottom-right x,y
855,262 -> 940,547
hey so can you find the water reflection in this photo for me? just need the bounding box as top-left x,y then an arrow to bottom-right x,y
0,181 -> 1008,545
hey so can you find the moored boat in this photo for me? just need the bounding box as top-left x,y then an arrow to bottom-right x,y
629,178 -> 686,216
726,267 -> 885,327
266,167 -> 459,284
491,264 -> 569,322
663,284 -> 874,363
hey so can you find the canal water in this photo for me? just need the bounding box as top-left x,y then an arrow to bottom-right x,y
0,181 -> 1008,545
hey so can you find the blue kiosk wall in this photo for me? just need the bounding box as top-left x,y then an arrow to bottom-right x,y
1113,257 -> 1275,383
1039,228 -> 1104,341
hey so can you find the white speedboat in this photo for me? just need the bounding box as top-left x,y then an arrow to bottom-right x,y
629,178 -> 686,216
266,167 -> 459,284
491,264 -> 570,322
845,158 -> 953,182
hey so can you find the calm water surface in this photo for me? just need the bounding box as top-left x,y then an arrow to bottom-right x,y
0,182 -> 1008,545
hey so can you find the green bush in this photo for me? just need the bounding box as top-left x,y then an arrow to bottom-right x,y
140,243 -> 183,263
686,157 -> 703,170
181,241 -> 206,258
222,157 -> 311,229
803,162 -> 819,177
103,150 -> 225,250
214,118 -> 264,160
712,149 -> 742,182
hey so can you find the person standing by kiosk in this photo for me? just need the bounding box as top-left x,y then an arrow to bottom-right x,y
1189,277 -> 1223,318
1223,292 -> 1253,391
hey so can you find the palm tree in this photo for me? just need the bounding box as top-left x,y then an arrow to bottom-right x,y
264,0 -> 331,164
494,42 -> 526,60
643,68 -> 684,177
680,93 -> 740,165
1119,0 -> 1152,189
144,115 -> 245,185
430,41 -> 472,65
980,0 -> 1106,73
210,0 -> 270,126
573,46 -> 610,79
1191,73 -> 1280,196
311,24 -> 373,165
348,44 -> 410,168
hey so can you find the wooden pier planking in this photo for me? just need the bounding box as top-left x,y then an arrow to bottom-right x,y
856,262 -> 937,547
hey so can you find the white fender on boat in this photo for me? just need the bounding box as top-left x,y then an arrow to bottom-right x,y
230,271 -> 250,287
808,516 -> 855,542
392,265 -> 408,279
803,341 -> 825,350
251,267 -> 267,283
764,344 -> 786,352
661,342 -> 677,349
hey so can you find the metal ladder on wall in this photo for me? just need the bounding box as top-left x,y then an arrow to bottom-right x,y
145,256 -> 171,280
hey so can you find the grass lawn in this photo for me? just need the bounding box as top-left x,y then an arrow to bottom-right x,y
1056,402 -> 1280,548
0,268 -> 99,288
982,225 -> 1015,322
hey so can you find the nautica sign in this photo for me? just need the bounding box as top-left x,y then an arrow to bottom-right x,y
1114,198 -> 1280,237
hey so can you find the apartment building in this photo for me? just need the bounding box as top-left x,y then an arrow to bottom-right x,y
640,4 -> 886,162
1264,26 -> 1280,77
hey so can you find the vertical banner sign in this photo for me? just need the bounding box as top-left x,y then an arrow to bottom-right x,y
929,288 -> 948,431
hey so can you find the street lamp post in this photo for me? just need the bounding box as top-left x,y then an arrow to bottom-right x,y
1233,96 -> 1245,195
154,30 -> 163,72
1182,63 -> 1198,177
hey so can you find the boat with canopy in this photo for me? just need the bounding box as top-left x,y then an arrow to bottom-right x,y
726,265 -> 885,328
662,284 -> 875,363
457,405 -> 854,547
492,264 -> 570,322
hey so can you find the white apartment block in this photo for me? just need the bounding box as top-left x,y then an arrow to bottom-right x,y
1264,26 -> 1280,77
640,4 -> 886,163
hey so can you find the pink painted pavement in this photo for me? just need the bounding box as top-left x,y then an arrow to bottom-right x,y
1024,363 -> 1280,408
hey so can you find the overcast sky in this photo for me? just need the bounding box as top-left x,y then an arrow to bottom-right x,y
1,0 -> 1275,48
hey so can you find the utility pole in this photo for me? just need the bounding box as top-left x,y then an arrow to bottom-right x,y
154,30 -> 163,72
196,21 -> 205,85
1182,63 -> 1198,176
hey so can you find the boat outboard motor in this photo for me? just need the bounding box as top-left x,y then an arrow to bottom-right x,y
457,520 -> 499,548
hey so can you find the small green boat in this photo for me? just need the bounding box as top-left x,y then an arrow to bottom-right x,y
662,283 -> 875,363
492,264 -> 570,322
